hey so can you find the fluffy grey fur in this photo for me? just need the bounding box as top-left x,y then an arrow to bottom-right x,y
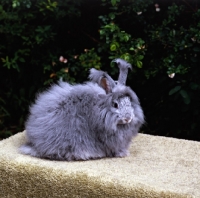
20,59 -> 144,161
113,58 -> 132,85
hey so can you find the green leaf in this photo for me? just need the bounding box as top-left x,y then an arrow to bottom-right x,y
109,13 -> 115,20
190,82 -> 199,90
124,35 -> 129,42
138,55 -> 144,60
110,44 -> 116,51
180,89 -> 188,98
169,86 -> 181,95
136,61 -> 142,68
121,54 -> 130,62
19,58 -> 25,62
180,89 -> 190,104
111,0 -> 116,6
183,97 -> 190,104
99,30 -> 104,35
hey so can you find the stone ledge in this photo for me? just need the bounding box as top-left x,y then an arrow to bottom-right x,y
0,131 -> 199,197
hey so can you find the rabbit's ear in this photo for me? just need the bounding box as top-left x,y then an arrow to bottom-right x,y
99,77 -> 112,94
89,68 -> 115,93
112,58 -> 132,85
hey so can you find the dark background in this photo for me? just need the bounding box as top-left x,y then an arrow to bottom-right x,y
0,0 -> 200,141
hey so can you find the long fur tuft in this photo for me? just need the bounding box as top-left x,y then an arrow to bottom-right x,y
113,58 -> 132,85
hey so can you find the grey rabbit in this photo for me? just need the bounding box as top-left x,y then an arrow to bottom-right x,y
19,58 -> 144,161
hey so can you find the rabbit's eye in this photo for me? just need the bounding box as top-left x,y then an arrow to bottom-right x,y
113,102 -> 118,109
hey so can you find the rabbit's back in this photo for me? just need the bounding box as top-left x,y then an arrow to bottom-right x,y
27,81 -> 104,126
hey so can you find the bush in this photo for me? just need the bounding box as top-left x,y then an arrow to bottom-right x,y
0,0 -> 200,141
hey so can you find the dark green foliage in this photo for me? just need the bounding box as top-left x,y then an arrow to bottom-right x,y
0,0 -> 200,141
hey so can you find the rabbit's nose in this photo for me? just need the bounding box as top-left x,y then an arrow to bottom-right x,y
124,113 -> 132,123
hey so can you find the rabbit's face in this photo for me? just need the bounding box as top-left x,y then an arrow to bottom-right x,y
111,96 -> 134,125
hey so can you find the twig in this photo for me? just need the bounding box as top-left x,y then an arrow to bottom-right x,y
81,30 -> 101,43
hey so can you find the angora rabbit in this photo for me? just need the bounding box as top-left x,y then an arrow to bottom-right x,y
20,58 -> 144,160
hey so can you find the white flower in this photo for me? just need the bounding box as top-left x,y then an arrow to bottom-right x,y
155,4 -> 160,12
59,56 -> 64,62
168,73 -> 175,78
63,59 -> 68,63
156,8 -> 160,12
59,56 -> 68,63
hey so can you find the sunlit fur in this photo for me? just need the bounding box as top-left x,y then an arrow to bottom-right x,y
20,67 -> 144,161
